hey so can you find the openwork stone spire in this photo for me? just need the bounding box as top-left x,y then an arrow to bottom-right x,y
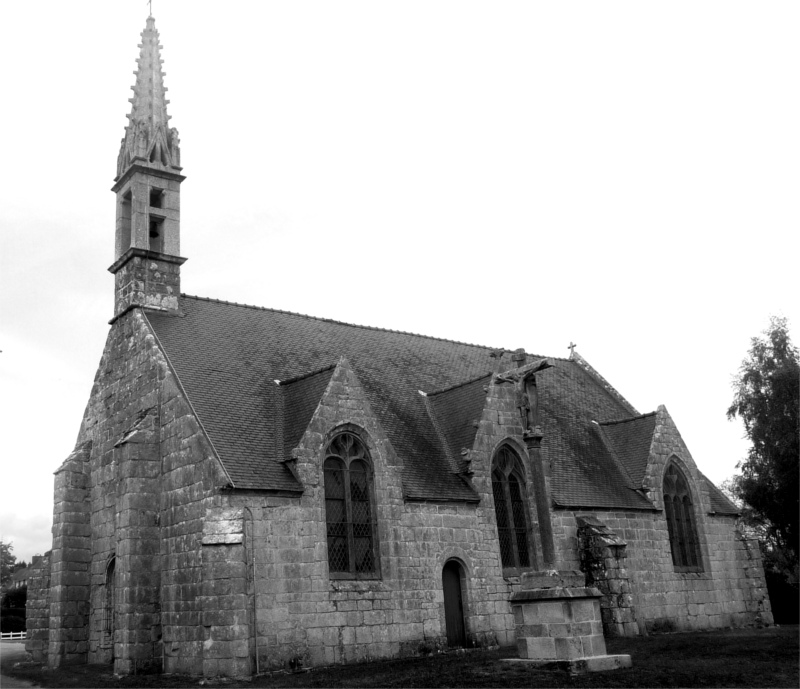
110,14 -> 186,321
116,16 -> 181,179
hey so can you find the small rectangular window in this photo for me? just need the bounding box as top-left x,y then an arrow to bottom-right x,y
149,188 -> 164,209
119,191 -> 133,254
148,217 -> 164,253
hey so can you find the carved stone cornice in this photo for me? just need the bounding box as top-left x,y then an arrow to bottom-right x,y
108,246 -> 188,275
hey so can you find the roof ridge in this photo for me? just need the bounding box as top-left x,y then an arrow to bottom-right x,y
426,371 -> 494,397
276,363 -> 337,386
540,355 -> 571,363
598,411 -> 657,426
180,293 -> 508,351
528,353 -> 571,364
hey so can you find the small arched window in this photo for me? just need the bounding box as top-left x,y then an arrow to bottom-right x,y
324,432 -> 379,578
492,445 -> 534,573
104,556 -> 116,646
663,462 -> 702,571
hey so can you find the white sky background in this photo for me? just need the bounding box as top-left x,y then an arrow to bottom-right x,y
0,1 -> 797,563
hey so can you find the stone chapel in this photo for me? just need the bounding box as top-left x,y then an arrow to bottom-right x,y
26,14 -> 772,679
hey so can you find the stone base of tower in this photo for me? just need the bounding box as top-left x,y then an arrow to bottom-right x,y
109,248 -> 186,320
502,570 -> 632,674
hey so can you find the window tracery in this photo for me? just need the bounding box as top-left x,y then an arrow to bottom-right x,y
324,432 -> 379,578
663,462 -> 702,571
491,445 -> 534,572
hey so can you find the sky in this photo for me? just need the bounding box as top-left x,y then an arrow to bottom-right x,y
0,0 -> 797,563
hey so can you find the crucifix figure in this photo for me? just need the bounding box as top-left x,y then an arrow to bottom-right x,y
493,357 -> 551,433
516,372 -> 539,432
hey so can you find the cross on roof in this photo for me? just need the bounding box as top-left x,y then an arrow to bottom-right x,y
568,342 -> 578,356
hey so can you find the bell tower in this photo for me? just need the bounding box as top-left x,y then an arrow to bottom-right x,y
109,14 -> 186,319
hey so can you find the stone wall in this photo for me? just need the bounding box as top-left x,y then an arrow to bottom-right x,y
547,403 -> 773,634
25,552 -> 52,662
576,516 -> 638,636
48,441 -> 92,666
34,310 -> 176,672
113,252 -> 182,317
159,372 -> 229,676
471,372 -> 551,572
43,308 -> 231,674
77,310 -> 167,672
553,508 -> 772,632
204,358 -> 536,672
197,506 -> 250,677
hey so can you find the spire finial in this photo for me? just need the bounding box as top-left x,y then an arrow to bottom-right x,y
147,0 -> 153,17
115,12 -> 181,179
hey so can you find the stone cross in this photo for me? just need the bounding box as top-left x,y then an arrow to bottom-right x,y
494,358 -> 552,433
520,372 -> 538,431
568,342 -> 577,357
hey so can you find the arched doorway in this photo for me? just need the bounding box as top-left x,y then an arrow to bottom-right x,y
442,560 -> 466,648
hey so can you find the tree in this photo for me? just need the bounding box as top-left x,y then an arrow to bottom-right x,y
727,316 -> 799,580
0,540 -> 16,588
1,584 -> 26,610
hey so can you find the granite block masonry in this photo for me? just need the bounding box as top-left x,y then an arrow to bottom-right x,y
577,515 -> 639,636
503,570 -> 632,673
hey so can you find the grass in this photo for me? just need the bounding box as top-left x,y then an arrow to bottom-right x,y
3,626 -> 797,688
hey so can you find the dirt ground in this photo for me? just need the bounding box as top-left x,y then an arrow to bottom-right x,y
2,626 -> 798,688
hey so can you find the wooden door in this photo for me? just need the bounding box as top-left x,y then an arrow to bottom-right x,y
442,561 -> 466,648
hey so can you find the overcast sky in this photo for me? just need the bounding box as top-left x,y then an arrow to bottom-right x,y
1,1 -> 797,563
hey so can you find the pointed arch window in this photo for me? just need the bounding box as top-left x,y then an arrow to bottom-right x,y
663,462 -> 702,571
492,445 -> 535,573
103,556 -> 116,648
324,432 -> 379,579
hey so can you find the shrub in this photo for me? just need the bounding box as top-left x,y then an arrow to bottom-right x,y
1,615 -> 26,633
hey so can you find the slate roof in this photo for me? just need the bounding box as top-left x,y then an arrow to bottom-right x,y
147,296 -> 498,499
535,364 -> 655,510
279,365 -> 337,463
426,374 -> 494,474
700,472 -> 740,516
145,295 -> 691,510
599,413 -> 658,487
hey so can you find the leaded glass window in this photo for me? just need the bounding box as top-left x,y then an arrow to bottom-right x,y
492,446 -> 533,573
324,432 -> 379,578
663,462 -> 702,571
